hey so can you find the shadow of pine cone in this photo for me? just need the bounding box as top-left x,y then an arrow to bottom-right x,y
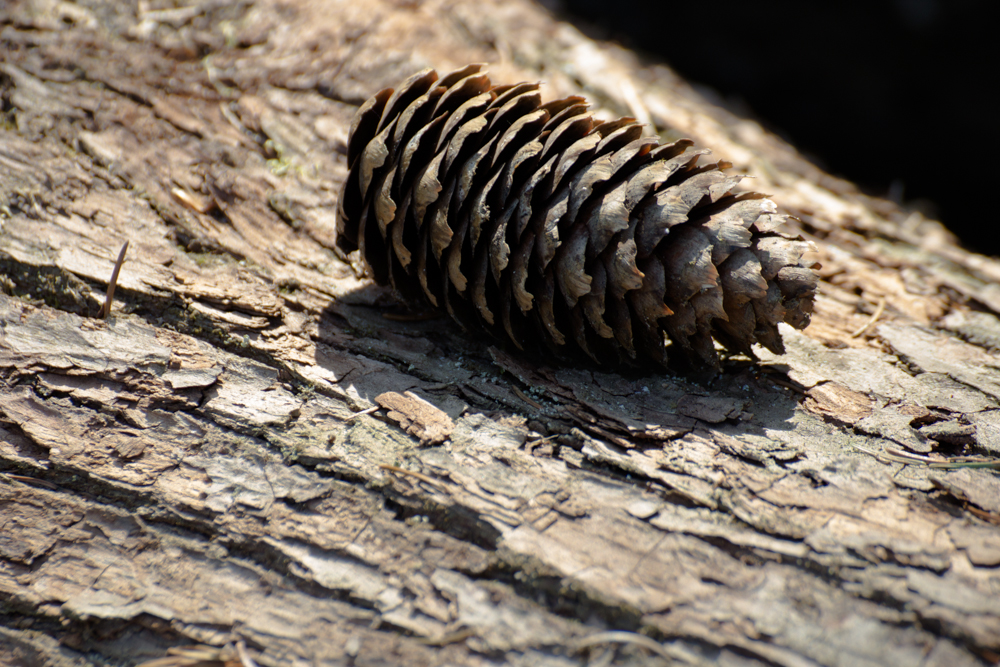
336,64 -> 818,373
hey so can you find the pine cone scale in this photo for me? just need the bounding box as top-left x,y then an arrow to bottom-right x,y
376,69 -> 438,133
346,88 -> 391,168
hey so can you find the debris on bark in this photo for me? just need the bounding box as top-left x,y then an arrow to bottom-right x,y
376,390 -> 456,445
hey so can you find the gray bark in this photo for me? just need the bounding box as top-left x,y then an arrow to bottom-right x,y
2,1 -> 999,666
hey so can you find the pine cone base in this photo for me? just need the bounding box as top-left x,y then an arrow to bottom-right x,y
336,65 -> 819,372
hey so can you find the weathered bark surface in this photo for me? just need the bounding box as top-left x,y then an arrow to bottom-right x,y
2,1 -> 999,666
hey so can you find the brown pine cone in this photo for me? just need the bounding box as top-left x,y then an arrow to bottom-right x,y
336,65 -> 818,372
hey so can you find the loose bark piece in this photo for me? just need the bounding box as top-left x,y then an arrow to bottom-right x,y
375,390 -> 456,445
804,381 -> 875,423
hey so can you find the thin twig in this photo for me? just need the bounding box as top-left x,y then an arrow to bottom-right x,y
511,384 -> 543,410
345,405 -> 378,422
527,434 -> 558,449
852,443 -> 1000,469
416,626 -> 478,646
851,443 -> 884,458
573,630 -> 674,660
1,473 -> 60,490
883,446 -> 1000,469
882,446 -> 944,464
100,240 -> 129,318
235,640 -> 258,667
850,297 -> 885,338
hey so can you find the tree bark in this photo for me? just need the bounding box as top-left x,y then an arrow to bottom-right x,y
2,1 -> 999,666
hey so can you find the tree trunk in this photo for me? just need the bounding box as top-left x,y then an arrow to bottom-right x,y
2,1 -> 999,666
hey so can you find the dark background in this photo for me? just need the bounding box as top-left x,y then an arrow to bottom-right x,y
547,0 -> 997,257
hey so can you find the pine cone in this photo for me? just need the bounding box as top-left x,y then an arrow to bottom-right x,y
336,65 -> 818,371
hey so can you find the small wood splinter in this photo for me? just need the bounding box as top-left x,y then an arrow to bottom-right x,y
99,240 -> 129,319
